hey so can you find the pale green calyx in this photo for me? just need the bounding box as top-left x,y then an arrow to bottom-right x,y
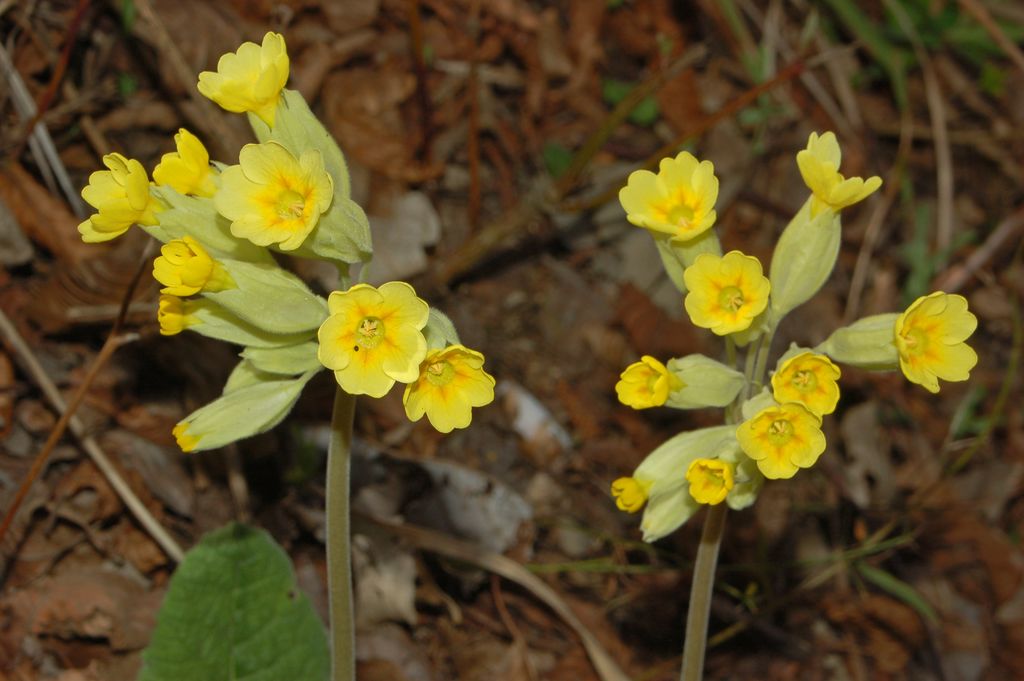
815,313 -> 900,370
740,388 -> 778,421
653,230 -> 724,294
423,308 -> 461,350
173,370 -> 316,452
207,258 -> 328,335
248,89 -> 372,264
769,198 -> 840,320
242,340 -> 321,376
664,354 -> 745,409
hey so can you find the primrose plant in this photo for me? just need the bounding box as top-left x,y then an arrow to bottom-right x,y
612,134 -> 977,680
76,32 -> 494,681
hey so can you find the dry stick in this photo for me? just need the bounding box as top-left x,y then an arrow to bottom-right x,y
408,0 -> 435,163
465,0 -> 483,231
958,0 -> 1024,78
13,0 -> 91,160
884,0 -> 954,253
564,58 -> 806,215
933,204 -> 1024,294
433,46 -> 707,287
363,513 -> 631,681
0,312 -> 184,563
845,107 -> 914,323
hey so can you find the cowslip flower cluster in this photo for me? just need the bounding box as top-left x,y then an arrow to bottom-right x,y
76,33 -> 495,451
610,131 -> 977,541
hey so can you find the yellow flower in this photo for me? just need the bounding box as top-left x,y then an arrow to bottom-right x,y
618,151 -> 719,241
611,477 -> 652,513
683,251 -> 770,335
797,131 -> 882,216
153,236 -> 234,296
894,292 -> 977,393
157,295 -> 198,336
317,282 -> 429,398
215,141 -> 333,251
152,128 -> 217,197
197,32 -> 289,127
172,423 -> 200,453
771,351 -> 842,416
78,153 -> 161,243
685,459 -> 734,505
615,355 -> 684,409
736,403 -> 826,480
403,345 -> 496,433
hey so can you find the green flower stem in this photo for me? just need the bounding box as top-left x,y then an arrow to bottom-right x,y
680,323 -> 778,681
679,502 -> 728,681
326,388 -> 357,681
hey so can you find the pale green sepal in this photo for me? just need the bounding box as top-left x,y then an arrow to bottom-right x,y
665,354 -> 745,409
248,90 -> 372,264
635,426 -> 739,542
671,228 -> 722,266
190,302 -> 314,349
177,371 -> 316,452
250,89 -> 351,198
633,424 -> 737,482
724,454 -> 764,511
291,197 -> 373,265
146,188 -> 273,264
769,199 -> 840,320
640,481 -> 699,542
730,310 -> 770,348
815,313 -> 900,370
774,343 -> 811,371
652,234 -> 687,293
223,359 -> 283,394
242,341 -> 322,376
424,308 -> 461,350
740,388 -> 777,421
206,259 -> 328,335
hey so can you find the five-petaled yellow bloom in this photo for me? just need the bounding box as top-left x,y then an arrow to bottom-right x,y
615,355 -> 683,409
686,459 -> 734,505
737,403 -> 825,480
153,236 -> 234,296
894,292 -> 977,394
157,295 -> 198,336
78,153 -> 161,243
611,477 -> 652,513
797,131 -> 882,216
216,141 -> 333,251
771,352 -> 841,416
619,152 -> 719,241
684,251 -> 770,335
197,31 -> 289,127
317,282 -> 429,398
153,129 -> 217,197
403,345 -> 495,433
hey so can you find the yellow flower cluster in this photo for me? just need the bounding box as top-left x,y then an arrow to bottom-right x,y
608,130 -> 980,543
74,32 -> 496,451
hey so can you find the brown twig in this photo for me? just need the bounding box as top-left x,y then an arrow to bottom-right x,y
491,574 -> 539,681
408,0 -> 434,163
932,204 -> 1024,294
0,241 -> 184,564
432,46 -> 707,287
562,58 -> 806,215
13,0 -> 91,160
466,0 -> 482,231
957,0 -> 1024,79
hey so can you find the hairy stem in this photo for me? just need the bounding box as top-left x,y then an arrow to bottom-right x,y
679,502 -> 728,681
326,388 -> 357,681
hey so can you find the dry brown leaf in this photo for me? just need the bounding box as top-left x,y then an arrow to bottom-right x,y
0,350 -> 13,438
0,164 -> 93,265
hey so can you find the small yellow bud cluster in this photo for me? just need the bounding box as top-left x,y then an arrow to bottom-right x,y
75,33 -> 495,451
608,131 -> 977,541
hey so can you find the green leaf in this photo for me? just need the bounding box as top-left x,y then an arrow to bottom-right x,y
856,562 -> 938,625
140,523 -> 329,681
601,78 -> 660,126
